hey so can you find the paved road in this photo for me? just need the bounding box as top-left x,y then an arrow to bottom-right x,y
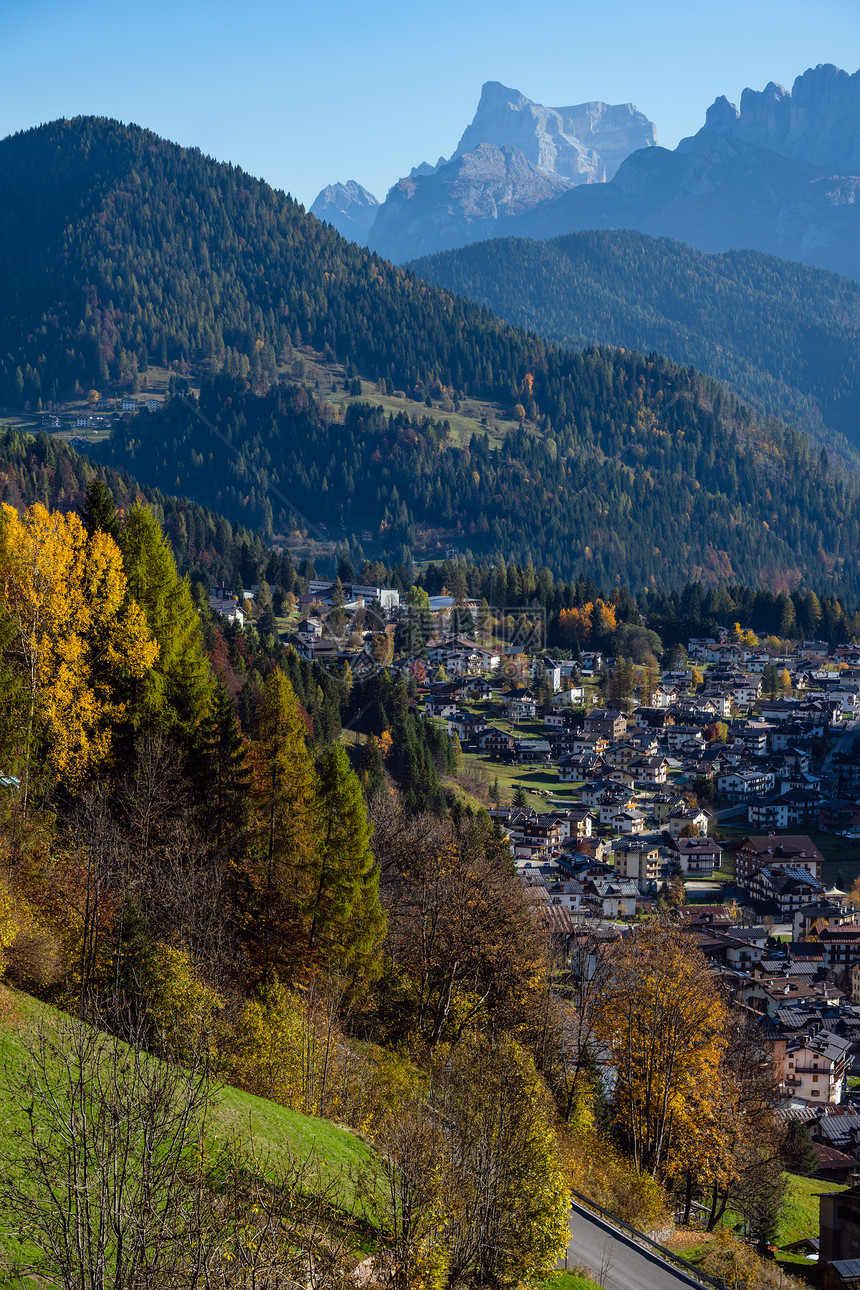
712,803 -> 747,824
560,1201 -> 706,1290
819,717 -> 860,785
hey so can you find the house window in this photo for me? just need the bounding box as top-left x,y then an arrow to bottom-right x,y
812,1089 -> 819,1097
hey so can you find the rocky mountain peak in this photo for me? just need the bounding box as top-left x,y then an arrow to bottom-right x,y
453,81 -> 656,184
309,180 -> 380,244
697,64 -> 860,172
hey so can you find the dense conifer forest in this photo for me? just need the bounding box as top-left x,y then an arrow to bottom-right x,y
98,370 -> 860,597
410,230 -> 860,457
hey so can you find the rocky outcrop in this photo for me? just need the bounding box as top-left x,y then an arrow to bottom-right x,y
696,63 -> 860,173
309,180 -> 380,244
368,143 -> 570,262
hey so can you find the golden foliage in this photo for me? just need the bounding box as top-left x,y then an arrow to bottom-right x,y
598,918 -> 730,1180
0,503 -> 157,790
0,877 -> 20,977
139,942 -> 223,1058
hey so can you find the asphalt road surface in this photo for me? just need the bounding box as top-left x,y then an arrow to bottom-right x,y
561,1201 -> 707,1290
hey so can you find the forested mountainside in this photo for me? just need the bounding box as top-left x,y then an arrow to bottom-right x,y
410,231 -> 860,456
96,368 -> 860,598
0,427 -> 280,589
4,115 -> 860,596
0,114 -> 637,412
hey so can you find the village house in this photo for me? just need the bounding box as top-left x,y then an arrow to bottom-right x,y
818,1186 -> 860,1286
475,727 -> 515,757
633,706 -> 675,730
448,711 -> 486,741
612,839 -> 662,892
595,790 -> 638,824
583,877 -> 638,918
509,816 -> 564,858
717,768 -> 776,802
569,732 -> 609,757
734,835 -> 824,884
514,738 -> 552,765
749,789 -> 820,830
667,805 -> 710,838
553,684 -> 587,707
666,836 -> 722,877
742,967 -> 840,1019
785,1030 -> 852,1104
609,808 -> 646,835
209,595 -> 245,627
632,754 -> 669,789
746,865 -> 826,916
820,798 -> 860,834
817,928 -> 860,973
538,878 -> 587,912
503,687 -> 537,721
583,708 -> 627,741
650,792 -> 687,825
544,809 -> 594,842
794,899 -> 855,941
557,751 -> 607,782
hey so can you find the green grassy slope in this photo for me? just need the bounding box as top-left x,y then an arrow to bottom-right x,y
0,986 -> 375,1216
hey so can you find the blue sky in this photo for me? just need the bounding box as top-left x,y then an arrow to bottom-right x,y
3,0 -> 859,206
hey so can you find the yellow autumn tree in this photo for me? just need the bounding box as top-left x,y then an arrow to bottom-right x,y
595,598 -> 617,635
0,503 -> 157,803
598,918 -> 729,1180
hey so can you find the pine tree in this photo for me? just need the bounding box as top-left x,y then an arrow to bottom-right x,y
359,736 -> 386,799
244,670 -> 319,981
194,679 -> 250,849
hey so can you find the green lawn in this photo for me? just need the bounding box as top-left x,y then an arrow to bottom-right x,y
779,1171 -> 846,1248
459,749 -> 582,809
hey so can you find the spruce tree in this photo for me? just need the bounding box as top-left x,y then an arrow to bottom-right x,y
118,504 -> 213,735
194,679 -> 250,848
80,477 -> 119,542
309,744 -> 385,977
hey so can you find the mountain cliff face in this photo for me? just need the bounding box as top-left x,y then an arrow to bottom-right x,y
338,82 -> 656,260
308,180 -> 380,243
452,81 -> 656,182
359,64 -> 860,279
695,63 -> 860,172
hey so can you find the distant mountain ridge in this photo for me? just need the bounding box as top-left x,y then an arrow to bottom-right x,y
515,64 -> 860,280
311,81 -> 656,253
318,64 -> 860,279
